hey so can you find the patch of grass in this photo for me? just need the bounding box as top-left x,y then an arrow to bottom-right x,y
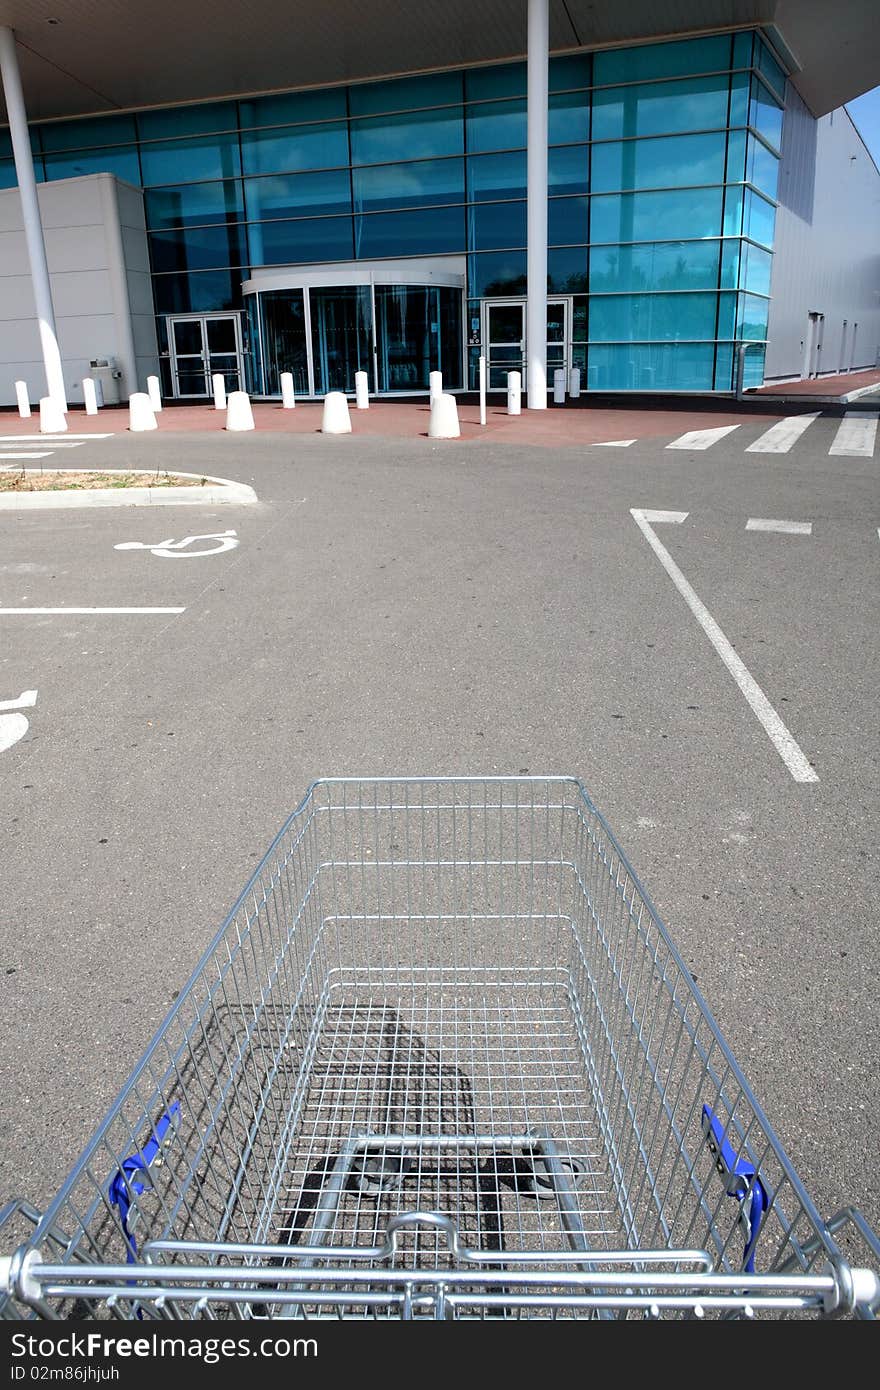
0,469 -> 204,493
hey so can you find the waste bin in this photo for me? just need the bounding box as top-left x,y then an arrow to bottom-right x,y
88,358 -> 123,406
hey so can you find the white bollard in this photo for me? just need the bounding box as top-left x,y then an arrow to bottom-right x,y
569,367 -> 581,399
280,372 -> 296,409
39,396 -> 67,433
479,355 -> 487,426
14,381 -> 30,419
212,373 -> 227,411
429,370 -> 443,404
507,370 -> 522,416
82,377 -> 99,416
321,391 -> 352,434
428,392 -> 460,439
225,390 -> 255,431
553,368 -> 566,404
128,392 -> 157,432
147,375 -> 162,412
354,370 -> 370,410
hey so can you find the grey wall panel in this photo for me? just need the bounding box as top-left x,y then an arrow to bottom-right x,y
766,88 -> 880,379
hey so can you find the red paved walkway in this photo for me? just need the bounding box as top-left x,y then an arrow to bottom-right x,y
0,400 -> 777,448
755,368 -> 880,397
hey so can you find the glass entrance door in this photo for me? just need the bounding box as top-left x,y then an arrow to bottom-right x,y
309,286 -> 373,396
482,298 -> 571,391
168,314 -> 243,398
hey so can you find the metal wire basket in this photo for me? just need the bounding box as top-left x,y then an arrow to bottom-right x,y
1,778 -> 877,1319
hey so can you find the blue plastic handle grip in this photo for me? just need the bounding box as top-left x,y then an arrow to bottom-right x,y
701,1105 -> 768,1273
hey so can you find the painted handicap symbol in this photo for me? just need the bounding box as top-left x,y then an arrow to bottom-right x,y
114,530 -> 239,559
0,689 -> 37,755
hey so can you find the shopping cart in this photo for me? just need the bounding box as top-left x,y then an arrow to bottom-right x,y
1,777 -> 877,1320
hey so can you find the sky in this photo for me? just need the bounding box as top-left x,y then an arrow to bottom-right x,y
846,86 -> 880,167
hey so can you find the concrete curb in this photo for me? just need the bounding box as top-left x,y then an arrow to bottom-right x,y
0,467 -> 258,510
841,383 -> 880,404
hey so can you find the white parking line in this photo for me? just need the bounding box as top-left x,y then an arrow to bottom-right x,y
0,452 -> 53,460
593,439 -> 637,447
746,518 -> 813,535
745,413 -> 820,453
0,434 -> 114,442
0,607 -> 185,615
666,424 -> 740,450
630,507 -> 818,784
829,412 -> 878,458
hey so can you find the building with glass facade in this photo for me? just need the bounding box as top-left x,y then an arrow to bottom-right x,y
1,3 -> 878,407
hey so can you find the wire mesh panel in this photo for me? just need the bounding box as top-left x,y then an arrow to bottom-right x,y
1,779 -> 877,1320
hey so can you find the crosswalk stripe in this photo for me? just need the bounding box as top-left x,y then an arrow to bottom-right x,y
0,434 -> 113,442
829,412 -> 878,458
746,518 -> 813,535
745,413 -> 820,453
593,439 -> 636,447
666,424 -> 740,450
0,452 -> 53,460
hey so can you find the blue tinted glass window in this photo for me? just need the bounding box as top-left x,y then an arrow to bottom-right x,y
593,35 -> 731,85
590,131 -> 726,193
591,187 -> 724,243
349,72 -> 462,115
0,127 -> 42,157
0,158 -> 18,188
548,144 -> 588,195
714,342 -> 734,389
720,238 -> 741,288
248,215 -> 354,265
755,40 -> 786,99
238,88 -> 347,128
42,147 -> 140,183
549,196 -> 588,245
723,185 -> 743,236
588,342 -> 715,390
352,157 -> 464,212
245,169 -> 351,220
738,292 -> 769,339
549,54 -> 591,91
726,128 -> 746,182
465,64 -> 526,101
40,114 -> 137,151
715,292 -> 737,339
729,71 -> 750,127
749,78 -> 783,151
354,205 -> 465,257
240,122 -> 348,176
589,240 -> 722,292
468,200 -> 526,250
466,150 -> 526,201
591,75 -> 729,141
140,133 -> 241,185
350,108 -> 463,164
741,240 -> 772,295
743,188 -> 776,246
589,292 -> 718,341
152,269 -> 241,313
149,224 -> 246,272
146,180 -> 244,228
137,103 -> 237,140
466,99 -> 526,153
549,91 -> 589,145
468,250 -> 527,297
732,32 -> 754,68
548,247 -> 587,293
746,133 -> 779,198
742,344 -> 766,387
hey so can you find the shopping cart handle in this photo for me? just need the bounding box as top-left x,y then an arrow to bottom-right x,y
701,1105 -> 768,1274
108,1103 -> 181,1263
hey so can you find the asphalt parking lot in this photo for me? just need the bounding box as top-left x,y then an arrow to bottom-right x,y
1,410 -> 877,1243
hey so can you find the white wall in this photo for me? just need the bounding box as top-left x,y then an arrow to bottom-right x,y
0,172 -> 159,406
766,94 -> 880,380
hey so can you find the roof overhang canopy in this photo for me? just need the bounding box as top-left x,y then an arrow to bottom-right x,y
0,0 -> 876,126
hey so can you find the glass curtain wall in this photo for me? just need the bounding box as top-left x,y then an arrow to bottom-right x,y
7,30 -> 787,392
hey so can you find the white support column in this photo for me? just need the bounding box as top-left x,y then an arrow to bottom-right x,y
0,27 -> 67,410
526,0 -> 549,410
